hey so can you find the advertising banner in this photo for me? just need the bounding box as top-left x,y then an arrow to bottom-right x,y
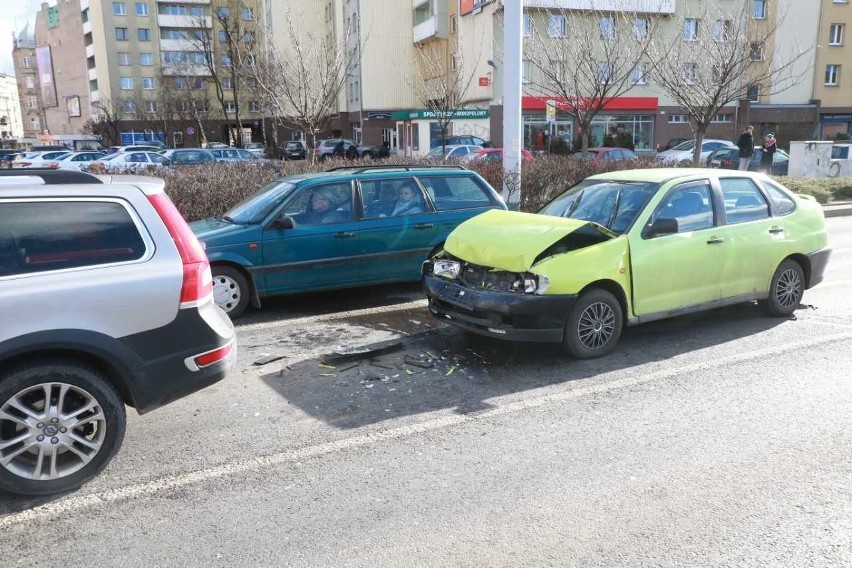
35,46 -> 57,108
460,0 -> 494,16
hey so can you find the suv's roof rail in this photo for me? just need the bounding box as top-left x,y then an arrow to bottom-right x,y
0,169 -> 103,184
326,164 -> 467,173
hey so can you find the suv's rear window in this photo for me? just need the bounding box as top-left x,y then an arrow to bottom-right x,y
417,175 -> 494,211
0,201 -> 147,277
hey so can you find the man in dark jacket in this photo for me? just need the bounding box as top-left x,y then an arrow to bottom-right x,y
737,125 -> 754,171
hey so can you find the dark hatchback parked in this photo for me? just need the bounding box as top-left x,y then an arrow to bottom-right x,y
708,146 -> 790,175
191,166 -> 507,318
280,141 -> 307,160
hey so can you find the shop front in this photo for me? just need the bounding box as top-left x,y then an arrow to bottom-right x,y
521,97 -> 658,154
390,108 -> 490,157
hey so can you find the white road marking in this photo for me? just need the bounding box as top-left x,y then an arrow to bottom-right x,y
3,329 -> 852,529
236,300 -> 429,332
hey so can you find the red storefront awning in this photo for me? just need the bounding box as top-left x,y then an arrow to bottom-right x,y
522,96 -> 659,112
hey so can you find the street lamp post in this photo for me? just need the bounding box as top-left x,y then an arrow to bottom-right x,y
502,0 -> 523,206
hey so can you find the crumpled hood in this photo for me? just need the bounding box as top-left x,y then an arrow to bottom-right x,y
445,209 -> 613,272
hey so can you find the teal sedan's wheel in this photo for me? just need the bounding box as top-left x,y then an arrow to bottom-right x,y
760,259 -> 804,317
212,265 -> 250,318
563,289 -> 623,359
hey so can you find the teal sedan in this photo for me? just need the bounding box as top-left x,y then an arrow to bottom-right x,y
191,167 -> 506,317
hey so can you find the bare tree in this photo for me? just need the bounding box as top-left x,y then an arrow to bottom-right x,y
406,42 -> 481,157
523,7 -> 659,153
650,2 -> 810,165
242,6 -> 354,162
82,98 -> 125,147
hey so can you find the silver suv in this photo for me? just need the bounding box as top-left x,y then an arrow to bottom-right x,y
0,170 -> 236,495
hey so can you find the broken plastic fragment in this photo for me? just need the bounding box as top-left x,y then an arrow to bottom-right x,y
446,366 -> 456,376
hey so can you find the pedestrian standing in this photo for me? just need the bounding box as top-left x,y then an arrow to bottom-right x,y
737,125 -> 754,171
761,133 -> 777,174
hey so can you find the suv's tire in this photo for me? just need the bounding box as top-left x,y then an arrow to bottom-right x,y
361,151 -> 374,159
563,289 -> 623,359
0,361 -> 126,496
759,259 -> 804,317
212,265 -> 250,318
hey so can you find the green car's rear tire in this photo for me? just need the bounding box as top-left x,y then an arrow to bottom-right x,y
760,259 -> 804,317
563,289 -> 623,359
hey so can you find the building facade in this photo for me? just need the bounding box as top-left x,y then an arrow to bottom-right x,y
12,24 -> 45,141
0,74 -> 24,142
814,0 -> 852,139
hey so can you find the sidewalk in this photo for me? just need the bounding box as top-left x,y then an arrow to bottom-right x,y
824,201 -> 852,218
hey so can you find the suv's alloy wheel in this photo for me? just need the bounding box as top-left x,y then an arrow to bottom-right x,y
0,362 -> 125,495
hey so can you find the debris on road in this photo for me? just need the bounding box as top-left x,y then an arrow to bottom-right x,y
254,354 -> 286,366
320,341 -> 405,365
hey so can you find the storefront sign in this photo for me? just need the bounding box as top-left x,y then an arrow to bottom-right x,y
460,0 -> 494,16
35,46 -> 57,108
523,96 -> 658,112
478,77 -> 489,87
390,109 -> 490,121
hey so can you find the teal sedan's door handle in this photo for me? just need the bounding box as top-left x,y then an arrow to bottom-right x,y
707,237 -> 725,244
414,223 -> 435,230
335,231 -> 355,239
768,226 -> 784,234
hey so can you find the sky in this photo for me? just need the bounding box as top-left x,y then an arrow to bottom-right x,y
0,0 -> 44,76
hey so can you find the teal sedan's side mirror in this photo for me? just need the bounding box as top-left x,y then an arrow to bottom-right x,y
648,217 -> 678,238
269,216 -> 294,230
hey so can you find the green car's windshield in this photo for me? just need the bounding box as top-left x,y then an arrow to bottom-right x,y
223,179 -> 297,224
538,179 -> 658,234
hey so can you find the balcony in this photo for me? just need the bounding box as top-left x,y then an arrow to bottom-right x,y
156,0 -> 210,3
523,0 -> 675,14
161,64 -> 211,76
159,38 -> 196,52
82,21 -> 91,35
85,44 -> 95,58
157,14 -> 211,28
413,17 -> 440,43
88,67 -> 97,81
80,0 -> 89,9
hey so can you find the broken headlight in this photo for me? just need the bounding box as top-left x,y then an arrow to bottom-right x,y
511,274 -> 550,295
433,259 -> 461,280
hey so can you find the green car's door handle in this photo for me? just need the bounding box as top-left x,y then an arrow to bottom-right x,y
706,237 -> 725,244
768,227 -> 784,234
335,231 -> 356,239
414,223 -> 435,230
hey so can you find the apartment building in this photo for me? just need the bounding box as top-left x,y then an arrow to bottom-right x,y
0,74 -> 24,142
11,24 -> 45,141
814,0 -> 852,138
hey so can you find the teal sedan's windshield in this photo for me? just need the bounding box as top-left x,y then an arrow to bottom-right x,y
223,179 -> 297,224
538,179 -> 658,234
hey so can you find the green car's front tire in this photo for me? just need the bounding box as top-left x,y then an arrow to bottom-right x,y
563,289 -> 623,359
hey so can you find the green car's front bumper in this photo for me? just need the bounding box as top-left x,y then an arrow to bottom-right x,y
423,274 -> 578,342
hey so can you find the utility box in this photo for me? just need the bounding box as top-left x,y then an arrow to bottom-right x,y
788,141 -> 833,177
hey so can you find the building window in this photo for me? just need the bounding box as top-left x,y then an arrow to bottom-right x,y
118,52 -> 131,65
249,101 -> 260,113
633,18 -> 648,40
598,62 -> 614,83
29,117 -> 40,130
120,77 -> 134,90
683,19 -> 698,41
115,27 -> 129,41
599,17 -> 616,40
712,64 -> 723,84
120,100 -> 136,113
193,77 -> 207,89
523,13 -> 532,37
747,84 -> 760,101
138,28 -> 150,41
630,64 -> 646,85
142,77 -> 155,89
140,52 -> 153,65
25,76 -> 35,89
113,2 -> 126,16
548,15 -> 567,38
193,100 -> 209,112
174,77 -> 188,89
222,77 -> 233,89
682,62 -> 697,84
450,14 -> 457,35
20,56 -> 34,68
135,2 -> 147,16
750,42 -> 765,61
668,115 -> 688,124
144,101 -> 156,113
218,30 -> 228,43
27,96 -> 38,109
710,113 -> 734,123
753,0 -> 766,20
225,100 -> 236,113
164,5 -> 186,15
825,64 -> 840,86
242,7 -> 253,20
829,24 -> 844,46
713,20 -> 730,42
190,6 -> 203,16
522,59 -> 531,83
243,31 -> 255,45
221,54 -> 232,67
217,7 -> 229,18
244,78 -> 256,90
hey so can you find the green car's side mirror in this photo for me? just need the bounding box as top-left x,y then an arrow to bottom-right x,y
647,217 -> 678,238
269,216 -> 294,230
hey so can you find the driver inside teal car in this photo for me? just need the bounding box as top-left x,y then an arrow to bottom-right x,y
299,188 -> 346,225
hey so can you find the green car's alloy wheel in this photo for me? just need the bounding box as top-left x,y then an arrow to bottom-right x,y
0,361 -> 126,496
760,259 -> 804,317
563,289 -> 623,359
212,265 -> 250,318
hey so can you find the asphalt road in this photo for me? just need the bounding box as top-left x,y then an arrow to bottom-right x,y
2,218 -> 851,567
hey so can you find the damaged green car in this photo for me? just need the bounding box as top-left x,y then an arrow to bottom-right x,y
422,169 -> 831,358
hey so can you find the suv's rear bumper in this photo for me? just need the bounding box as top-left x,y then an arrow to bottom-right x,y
120,301 -> 236,413
423,275 -> 577,343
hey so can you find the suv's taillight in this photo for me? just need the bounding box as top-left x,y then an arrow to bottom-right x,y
147,193 -> 213,307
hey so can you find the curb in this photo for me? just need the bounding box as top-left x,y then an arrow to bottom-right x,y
823,201 -> 852,218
